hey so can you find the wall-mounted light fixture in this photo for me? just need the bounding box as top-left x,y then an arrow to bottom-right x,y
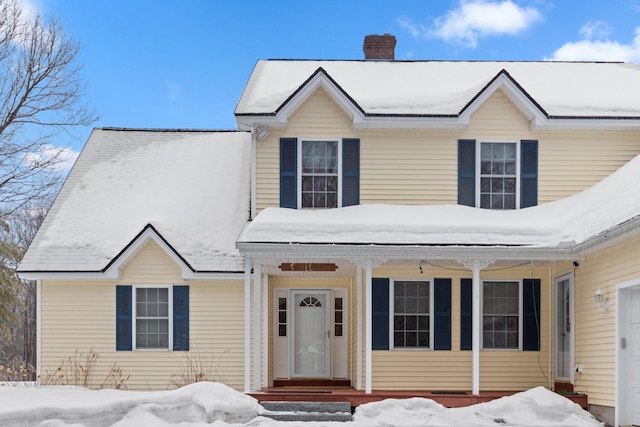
594,288 -> 610,310
256,127 -> 269,141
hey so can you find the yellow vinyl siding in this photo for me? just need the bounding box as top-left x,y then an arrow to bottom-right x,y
40,240 -> 245,391
368,265 -> 551,391
558,235 -> 640,407
255,88 -> 640,213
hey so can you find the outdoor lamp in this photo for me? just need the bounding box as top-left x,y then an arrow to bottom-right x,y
594,288 -> 610,310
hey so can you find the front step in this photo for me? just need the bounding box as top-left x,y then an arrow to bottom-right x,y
260,401 -> 352,422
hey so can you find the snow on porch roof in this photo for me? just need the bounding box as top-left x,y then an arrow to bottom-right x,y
235,60 -> 640,118
237,151 -> 640,253
19,128 -> 252,274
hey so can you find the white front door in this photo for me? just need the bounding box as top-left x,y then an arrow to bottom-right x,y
292,290 -> 331,377
555,274 -> 574,381
632,288 -> 640,426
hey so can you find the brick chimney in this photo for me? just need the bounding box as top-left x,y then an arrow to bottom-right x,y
363,34 -> 396,60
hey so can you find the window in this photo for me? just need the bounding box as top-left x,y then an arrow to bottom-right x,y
457,139 -> 538,209
115,285 -> 189,352
479,142 -> 517,209
135,287 -> 170,349
391,280 -> 432,349
482,280 -> 520,349
301,140 -> 338,208
279,138 -> 360,209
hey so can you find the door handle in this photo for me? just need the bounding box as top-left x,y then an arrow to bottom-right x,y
327,329 -> 331,338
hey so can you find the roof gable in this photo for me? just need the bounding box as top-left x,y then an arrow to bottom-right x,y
19,129 -> 252,278
236,60 -> 640,131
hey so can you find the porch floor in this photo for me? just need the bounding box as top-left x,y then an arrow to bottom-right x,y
249,388 -> 522,408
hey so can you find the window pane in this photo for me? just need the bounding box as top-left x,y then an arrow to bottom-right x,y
479,142 -> 517,210
335,325 -> 343,337
279,311 -> 286,323
335,297 -> 343,310
279,325 -> 287,337
301,141 -> 339,209
335,311 -> 343,324
483,282 -> 520,349
278,298 -> 287,310
393,281 -> 430,348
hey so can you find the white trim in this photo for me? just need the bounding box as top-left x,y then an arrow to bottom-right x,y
250,127 -> 257,220
615,278 -> 640,427
244,258 -> 251,392
475,140 -> 521,210
262,273 -> 269,388
389,278 -> 434,350
356,267 -> 363,390
253,261 -> 262,390
472,262 -> 480,395
479,278 -> 523,350
297,138 -> 342,209
365,262 -> 373,394
131,285 -> 173,351
554,271 -> 574,383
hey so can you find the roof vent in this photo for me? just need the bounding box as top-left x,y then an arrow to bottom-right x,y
363,34 -> 396,60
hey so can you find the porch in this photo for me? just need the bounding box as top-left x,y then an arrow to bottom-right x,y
248,385 -> 588,409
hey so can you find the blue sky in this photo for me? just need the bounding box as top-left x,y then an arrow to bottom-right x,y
28,0 -> 640,153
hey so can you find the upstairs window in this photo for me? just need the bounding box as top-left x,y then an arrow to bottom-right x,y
458,139 -> 537,209
479,142 -> 517,209
280,138 -> 360,209
301,140 -> 338,208
136,287 -> 170,349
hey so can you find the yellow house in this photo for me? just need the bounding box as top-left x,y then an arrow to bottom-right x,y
19,35 -> 640,427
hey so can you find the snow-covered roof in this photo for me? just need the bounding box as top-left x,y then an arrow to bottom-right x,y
237,150 -> 640,256
19,128 -> 251,275
235,60 -> 640,124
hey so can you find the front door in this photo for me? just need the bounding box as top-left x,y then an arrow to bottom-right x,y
291,290 -> 331,377
555,274 -> 573,381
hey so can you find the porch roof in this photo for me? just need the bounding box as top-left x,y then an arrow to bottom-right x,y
237,152 -> 640,260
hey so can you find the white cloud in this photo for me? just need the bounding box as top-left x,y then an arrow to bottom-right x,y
22,144 -> 79,173
418,0 -> 543,48
547,26 -> 640,62
579,21 -> 611,40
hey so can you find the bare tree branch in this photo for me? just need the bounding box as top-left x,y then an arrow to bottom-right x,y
0,0 -> 96,218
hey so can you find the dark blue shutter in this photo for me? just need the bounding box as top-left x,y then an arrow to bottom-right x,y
173,286 -> 189,351
460,278 -> 472,350
342,138 -> 360,206
434,278 -> 452,350
372,278 -> 389,350
458,139 -> 476,207
116,286 -> 132,351
522,279 -> 541,351
280,138 -> 297,208
520,140 -> 538,208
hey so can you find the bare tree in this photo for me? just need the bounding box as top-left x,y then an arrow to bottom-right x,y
0,0 -> 95,219
0,199 -> 48,378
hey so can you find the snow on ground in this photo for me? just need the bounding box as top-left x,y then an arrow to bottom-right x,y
0,382 -> 603,427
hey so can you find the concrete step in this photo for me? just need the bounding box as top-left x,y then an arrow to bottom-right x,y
261,401 -> 352,422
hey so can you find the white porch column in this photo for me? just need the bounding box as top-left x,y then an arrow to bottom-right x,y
244,257 -> 251,392
253,260 -> 262,391
458,258 -> 494,396
471,260 -> 481,396
365,261 -> 373,394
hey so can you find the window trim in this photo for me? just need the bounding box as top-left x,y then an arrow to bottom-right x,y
297,138 -> 343,209
132,284 -> 174,351
475,140 -> 521,210
480,279 -> 523,351
389,278 -> 434,350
